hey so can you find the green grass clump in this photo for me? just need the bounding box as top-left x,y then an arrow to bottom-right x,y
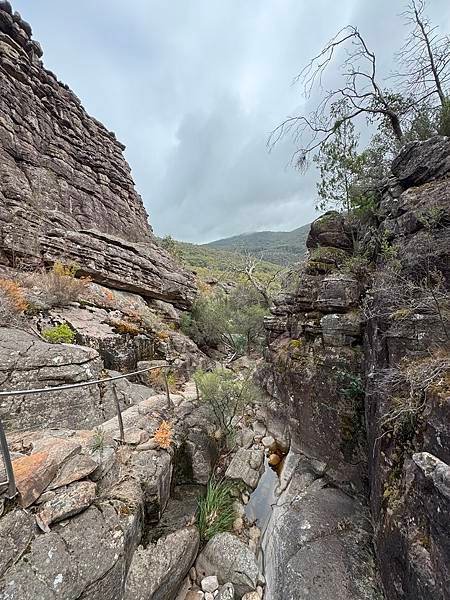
42,323 -> 75,344
197,479 -> 235,541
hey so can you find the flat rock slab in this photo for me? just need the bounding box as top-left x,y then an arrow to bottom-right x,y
12,437 -> 81,507
48,453 -> 98,490
37,481 -> 97,532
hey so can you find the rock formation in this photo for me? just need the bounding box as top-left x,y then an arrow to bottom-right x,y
260,136 -> 450,600
0,1 -> 195,309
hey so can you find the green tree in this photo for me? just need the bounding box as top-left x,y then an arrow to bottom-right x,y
159,235 -> 184,264
313,101 -> 366,213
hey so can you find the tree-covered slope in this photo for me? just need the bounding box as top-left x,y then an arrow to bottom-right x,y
204,224 -> 310,265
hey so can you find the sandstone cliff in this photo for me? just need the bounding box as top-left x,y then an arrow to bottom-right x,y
260,136 -> 450,600
0,0 -> 195,309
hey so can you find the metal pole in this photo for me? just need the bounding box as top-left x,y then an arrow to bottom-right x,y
163,372 -> 173,409
112,385 -> 125,443
0,418 -> 16,499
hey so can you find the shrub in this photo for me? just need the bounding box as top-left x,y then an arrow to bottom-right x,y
153,420 -> 173,449
438,97 -> 450,136
197,479 -> 235,541
26,261 -> 91,308
42,323 -> 75,344
194,368 -> 257,439
109,318 -> 141,335
0,279 -> 28,326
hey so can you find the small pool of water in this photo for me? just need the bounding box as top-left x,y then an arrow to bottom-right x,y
245,457 -> 279,533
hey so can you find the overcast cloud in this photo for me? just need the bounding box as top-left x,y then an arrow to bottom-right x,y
12,0 -> 450,242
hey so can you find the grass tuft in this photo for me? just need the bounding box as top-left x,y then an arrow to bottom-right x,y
197,479 -> 235,542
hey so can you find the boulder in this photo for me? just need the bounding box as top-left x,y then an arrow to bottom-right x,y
196,533 -> 260,598
225,448 -> 264,489
36,481 -> 97,532
315,274 -> 360,312
320,312 -> 362,346
124,526 -> 199,600
391,135 -> 450,188
307,211 -> 353,250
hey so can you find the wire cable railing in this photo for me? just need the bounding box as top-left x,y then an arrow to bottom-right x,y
0,363 -> 173,501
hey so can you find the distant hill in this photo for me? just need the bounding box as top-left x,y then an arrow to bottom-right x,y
204,223 -> 310,265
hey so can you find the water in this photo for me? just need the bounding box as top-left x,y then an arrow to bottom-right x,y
245,457 -> 279,533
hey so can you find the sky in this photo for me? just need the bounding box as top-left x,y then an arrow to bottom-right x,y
12,0 -> 450,243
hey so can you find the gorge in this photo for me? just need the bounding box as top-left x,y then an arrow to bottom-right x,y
0,3 -> 449,600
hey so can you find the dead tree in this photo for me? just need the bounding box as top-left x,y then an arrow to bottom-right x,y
269,26 -> 406,168
397,0 -> 450,109
234,251 -> 281,308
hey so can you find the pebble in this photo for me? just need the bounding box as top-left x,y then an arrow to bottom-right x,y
242,593 -> 260,600
204,593 -> 215,600
248,539 -> 257,552
233,517 -> 244,533
189,567 -> 197,582
242,492 -> 250,505
256,585 -> 264,598
201,575 -> 219,594
248,526 -> 261,541
261,435 -> 275,448
185,592 -> 204,600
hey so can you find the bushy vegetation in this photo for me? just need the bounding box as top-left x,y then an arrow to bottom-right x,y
24,261 -> 91,309
197,479 -> 235,541
42,323 -> 75,344
181,283 -> 268,356
0,279 -> 28,326
194,368 -> 258,440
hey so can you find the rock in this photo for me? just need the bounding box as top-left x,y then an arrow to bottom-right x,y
233,517 -> 244,533
252,422 -> 266,437
307,211 -> 353,250
204,594 -> 214,600
185,592 -> 204,600
36,480 -> 97,532
217,583 -> 235,600
47,453 -> 98,490
262,456 -> 380,600
12,436 -> 81,507
0,329 -> 104,431
248,526 -> 260,541
201,575 -> 219,593
185,428 -> 219,484
320,312 -> 362,347
0,12 -> 196,309
190,566 -> 197,581
316,274 -> 360,312
241,593 -> 260,600
235,427 -> 255,449
226,449 -> 264,489
261,435 -> 275,448
268,454 -> 280,467
391,135 -> 450,188
196,533 -> 260,598
125,526 -> 199,600
0,509 -> 34,578
256,586 -> 263,598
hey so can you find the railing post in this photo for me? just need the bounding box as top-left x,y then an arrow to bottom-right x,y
112,384 -> 125,443
0,418 -> 16,499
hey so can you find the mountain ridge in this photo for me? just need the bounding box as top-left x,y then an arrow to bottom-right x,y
204,223 -> 310,265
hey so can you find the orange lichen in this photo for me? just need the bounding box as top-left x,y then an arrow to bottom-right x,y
0,278 -> 28,311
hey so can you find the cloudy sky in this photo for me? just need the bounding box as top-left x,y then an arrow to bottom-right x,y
13,1 -> 450,243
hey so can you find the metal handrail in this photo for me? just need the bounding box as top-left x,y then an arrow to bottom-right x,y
0,363 -> 173,500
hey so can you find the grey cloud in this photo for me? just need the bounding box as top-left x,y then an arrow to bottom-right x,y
12,0 -> 450,242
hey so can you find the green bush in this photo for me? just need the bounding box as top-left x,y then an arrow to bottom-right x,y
197,479 -> 235,541
42,323 -> 75,344
194,368 -> 257,439
438,98 -> 450,136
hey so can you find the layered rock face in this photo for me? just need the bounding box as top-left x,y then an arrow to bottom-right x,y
0,1 -> 195,308
260,136 -> 450,600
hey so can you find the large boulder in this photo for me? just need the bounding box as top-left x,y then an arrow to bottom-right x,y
195,533 -> 261,598
124,526 -> 199,600
391,135 -> 450,188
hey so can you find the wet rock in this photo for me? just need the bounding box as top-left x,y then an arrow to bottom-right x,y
196,533 -> 260,598
262,456 -> 380,600
36,480 -> 97,532
226,448 -> 264,489
125,526 -> 199,600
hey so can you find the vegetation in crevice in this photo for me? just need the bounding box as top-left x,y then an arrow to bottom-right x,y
197,478 -> 235,542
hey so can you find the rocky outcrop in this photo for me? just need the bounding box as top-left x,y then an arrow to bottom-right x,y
260,135 -> 450,600
0,2 -> 196,308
